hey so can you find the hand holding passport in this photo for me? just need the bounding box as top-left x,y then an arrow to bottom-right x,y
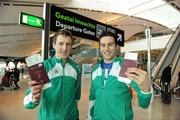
119,52 -> 138,78
25,54 -> 51,90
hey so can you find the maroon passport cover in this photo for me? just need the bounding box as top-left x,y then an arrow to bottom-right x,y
27,63 -> 50,85
119,59 -> 137,77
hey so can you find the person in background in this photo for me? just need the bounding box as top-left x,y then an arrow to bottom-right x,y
87,31 -> 153,120
13,67 -> 20,89
21,67 -> 24,78
23,29 -> 81,120
160,64 -> 172,86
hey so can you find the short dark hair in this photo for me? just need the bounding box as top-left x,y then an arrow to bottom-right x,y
99,31 -> 117,45
52,29 -> 74,44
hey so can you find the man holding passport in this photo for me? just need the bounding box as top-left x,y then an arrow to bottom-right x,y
23,30 -> 81,120
87,31 -> 153,120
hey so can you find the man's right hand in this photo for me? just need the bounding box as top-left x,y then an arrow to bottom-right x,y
29,81 -> 43,102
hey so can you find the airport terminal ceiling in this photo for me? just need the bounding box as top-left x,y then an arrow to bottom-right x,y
0,0 -> 180,58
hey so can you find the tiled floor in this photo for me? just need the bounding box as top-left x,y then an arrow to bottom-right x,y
0,77 -> 180,120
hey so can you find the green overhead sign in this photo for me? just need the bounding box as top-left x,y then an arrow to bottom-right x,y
19,12 -> 44,29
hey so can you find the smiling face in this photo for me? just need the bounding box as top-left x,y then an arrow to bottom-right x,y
53,34 -> 72,60
99,36 -> 117,63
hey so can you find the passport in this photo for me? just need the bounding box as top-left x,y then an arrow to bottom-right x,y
25,54 -> 51,89
119,59 -> 137,77
27,63 -> 50,85
119,52 -> 138,78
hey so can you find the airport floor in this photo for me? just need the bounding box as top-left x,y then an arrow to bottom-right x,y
0,76 -> 180,120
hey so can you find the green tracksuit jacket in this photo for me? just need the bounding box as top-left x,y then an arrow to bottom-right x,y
89,57 -> 152,120
23,56 -> 81,120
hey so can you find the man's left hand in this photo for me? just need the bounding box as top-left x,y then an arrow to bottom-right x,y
125,67 -> 150,92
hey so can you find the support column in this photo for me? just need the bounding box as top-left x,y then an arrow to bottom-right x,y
41,3 -> 51,60
145,27 -> 152,82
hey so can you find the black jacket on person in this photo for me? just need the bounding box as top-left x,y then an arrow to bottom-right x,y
14,68 -> 20,81
161,65 -> 171,84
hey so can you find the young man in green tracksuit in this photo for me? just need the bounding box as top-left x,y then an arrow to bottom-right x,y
23,30 -> 81,120
87,31 -> 153,120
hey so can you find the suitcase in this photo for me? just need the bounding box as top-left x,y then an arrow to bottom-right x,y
161,82 -> 171,104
